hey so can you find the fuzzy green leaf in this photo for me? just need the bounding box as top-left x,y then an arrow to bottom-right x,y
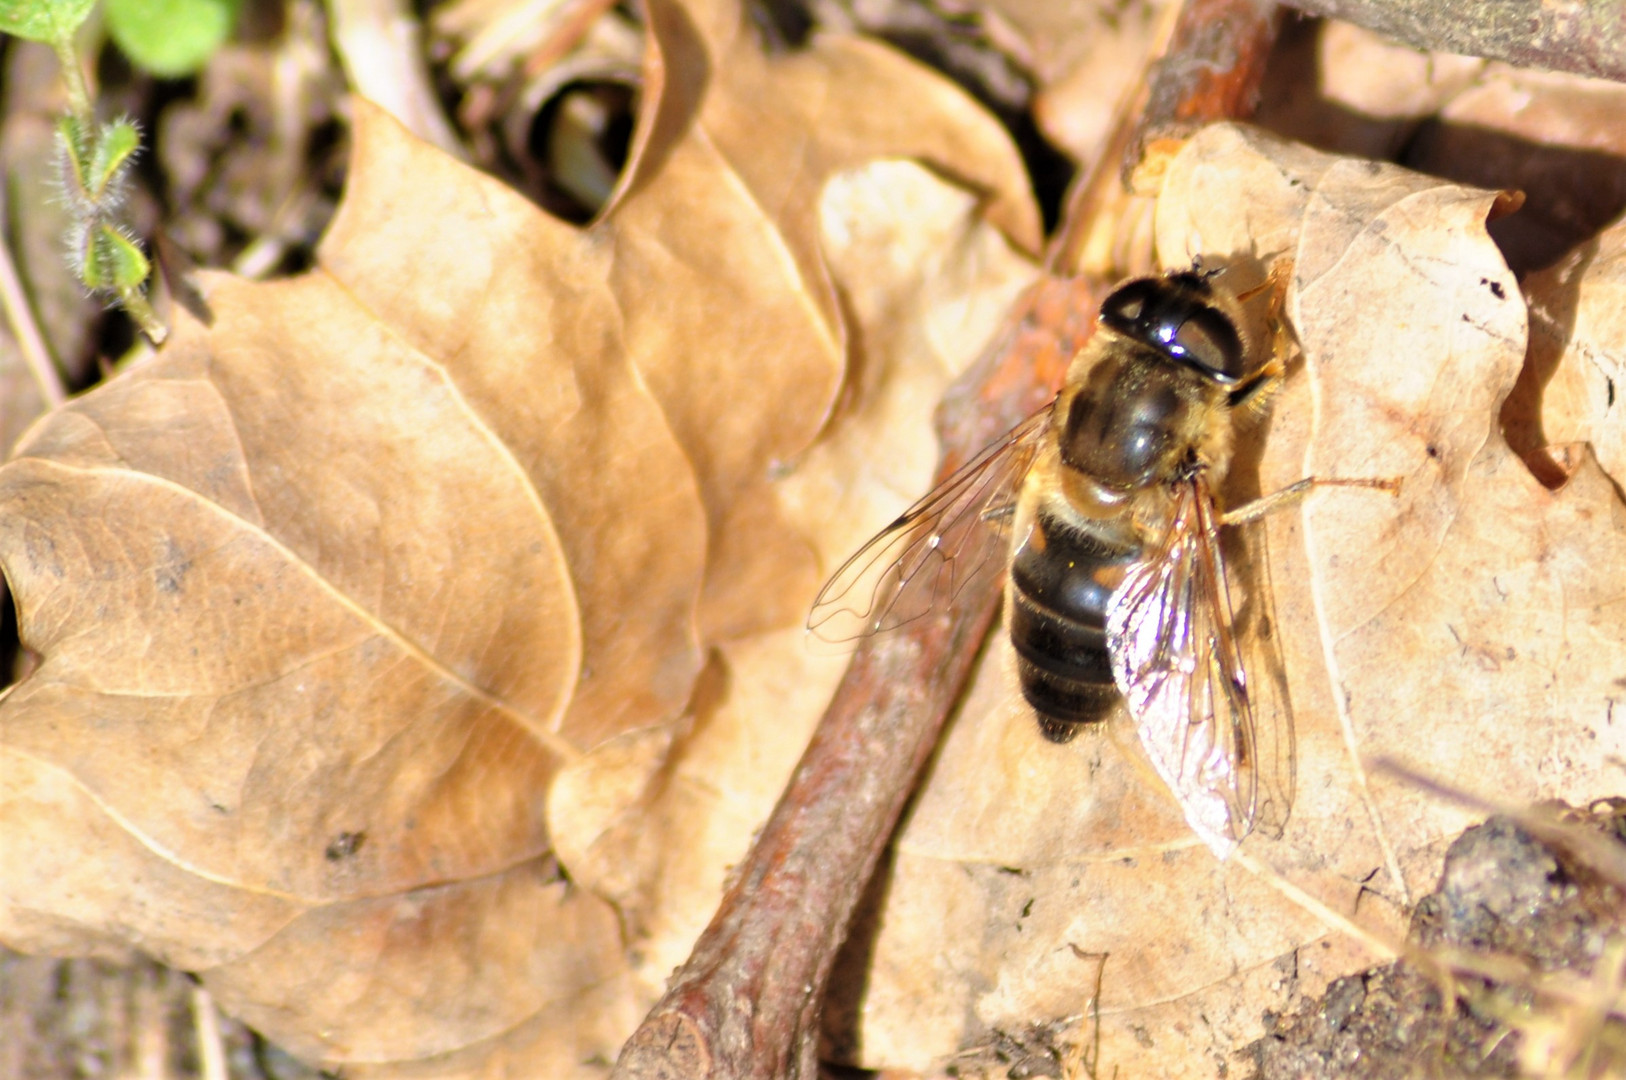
83,224 -> 150,292
87,120 -> 140,200
0,0 -> 96,44
54,115 -> 92,202
105,0 -> 240,77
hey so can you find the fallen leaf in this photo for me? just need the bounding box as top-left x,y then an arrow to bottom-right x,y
818,123 -> 1626,1076
977,0 -> 1162,165
608,0 -> 1040,643
0,0 -> 1041,1071
1256,24 -> 1626,277
0,138 -> 644,1067
552,157 -> 1039,997
1522,218 -> 1626,490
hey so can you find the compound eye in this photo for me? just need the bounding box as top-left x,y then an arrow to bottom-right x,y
1168,308 -> 1245,382
1099,280 -> 1156,332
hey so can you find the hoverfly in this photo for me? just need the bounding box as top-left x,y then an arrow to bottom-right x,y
808,264 -> 1297,858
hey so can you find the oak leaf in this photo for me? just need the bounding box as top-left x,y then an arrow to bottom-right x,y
0,0 -> 1039,1071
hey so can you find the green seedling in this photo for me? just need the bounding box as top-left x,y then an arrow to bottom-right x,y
2,0 -> 167,343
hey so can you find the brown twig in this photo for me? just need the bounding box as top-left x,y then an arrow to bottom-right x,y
609,4 -> 1283,1077
1280,0 -> 1626,83
1128,0 -> 1281,196
611,577 -> 1004,1079
610,263 -> 1076,1080
1049,0 -> 1279,280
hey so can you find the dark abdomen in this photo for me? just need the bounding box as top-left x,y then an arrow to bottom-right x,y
1008,509 -> 1139,742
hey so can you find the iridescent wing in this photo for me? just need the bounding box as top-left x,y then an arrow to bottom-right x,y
1106,476 -> 1294,859
807,404 -> 1055,643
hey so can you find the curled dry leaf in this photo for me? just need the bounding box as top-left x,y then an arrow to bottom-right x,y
1439,65 -> 1626,490
0,0 -> 1040,1070
1405,63 -> 1626,273
818,123 -> 1626,1075
0,105 -> 674,1068
1523,217 -> 1626,490
1263,34 -> 1626,481
973,0 -> 1164,164
552,157 -> 1038,993
1255,21 -> 1486,166
1258,26 -> 1626,276
608,0 -> 1039,644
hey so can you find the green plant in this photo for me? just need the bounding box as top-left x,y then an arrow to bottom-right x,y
0,0 -> 166,343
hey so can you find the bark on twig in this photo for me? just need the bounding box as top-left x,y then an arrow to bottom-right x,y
611,575 -> 1004,1080
609,4 -> 1283,1077
1128,0 -> 1281,196
1050,0 -> 1278,279
1281,0 -> 1626,82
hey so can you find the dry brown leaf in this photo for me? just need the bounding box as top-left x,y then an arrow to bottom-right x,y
981,0 -> 1163,164
0,140 -> 650,1069
0,0 -> 1042,1071
552,157 -> 1039,997
1406,64 -> 1626,273
1251,21 -> 1485,171
16,0 -> 1618,1072
817,123 -> 1626,1076
1256,24 -> 1626,277
1313,22 -> 1486,121
609,0 -> 1040,643
1523,220 -> 1626,492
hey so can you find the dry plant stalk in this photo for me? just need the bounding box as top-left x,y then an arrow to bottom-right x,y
609,2 -> 1282,1076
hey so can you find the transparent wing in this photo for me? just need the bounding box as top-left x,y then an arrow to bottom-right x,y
1106,477 -> 1294,859
1229,499 -> 1296,841
807,404 -> 1055,643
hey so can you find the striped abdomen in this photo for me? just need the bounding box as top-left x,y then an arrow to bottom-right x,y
1008,508 -> 1140,742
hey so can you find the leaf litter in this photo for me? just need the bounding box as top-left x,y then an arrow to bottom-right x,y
4,4 -> 1626,1079
0,0 -> 1036,1072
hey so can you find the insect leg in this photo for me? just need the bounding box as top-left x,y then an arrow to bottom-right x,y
1219,475 -> 1402,528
